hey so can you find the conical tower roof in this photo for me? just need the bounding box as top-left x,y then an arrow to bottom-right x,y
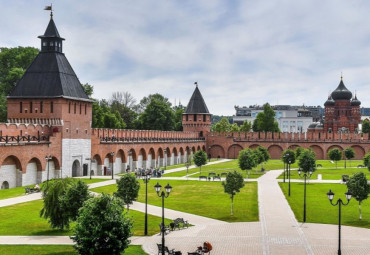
8,15 -> 89,101
185,84 -> 209,114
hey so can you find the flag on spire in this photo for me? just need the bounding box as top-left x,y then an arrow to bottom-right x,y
44,5 -> 52,11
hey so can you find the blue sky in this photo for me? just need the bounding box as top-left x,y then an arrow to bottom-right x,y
1,0 -> 370,115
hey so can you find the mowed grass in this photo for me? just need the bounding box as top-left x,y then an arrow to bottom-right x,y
279,182 -> 370,228
164,159 -> 298,178
0,199 -> 169,236
0,178 -> 107,200
91,180 -> 258,222
277,167 -> 370,180
163,158 -> 218,171
0,245 -> 147,255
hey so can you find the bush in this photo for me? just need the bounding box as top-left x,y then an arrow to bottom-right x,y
72,194 -> 132,255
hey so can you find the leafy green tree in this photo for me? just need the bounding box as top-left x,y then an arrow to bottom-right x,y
362,119 -> 370,134
295,147 -> 304,158
298,149 -> 316,173
281,149 -> 296,165
364,152 -> 370,170
344,147 -> 355,168
60,180 -> 91,222
240,120 -> 252,133
103,111 -> 126,129
72,194 -> 132,255
253,103 -> 280,133
238,148 -> 257,176
257,146 -> 270,163
328,148 -> 342,169
222,171 -> 245,216
230,123 -> 240,136
346,172 -> 370,220
218,117 -> 231,133
81,83 -> 94,98
92,100 -> 126,129
40,178 -> 74,230
173,105 -> 184,131
193,150 -> 207,175
109,91 -> 138,129
252,149 -> 264,166
138,98 -> 175,130
115,174 -> 140,211
136,93 -> 171,113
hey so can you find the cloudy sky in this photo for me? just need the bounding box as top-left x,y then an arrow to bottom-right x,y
1,0 -> 370,115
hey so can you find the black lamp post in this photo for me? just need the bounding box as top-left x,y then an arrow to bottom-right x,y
110,152 -> 115,179
164,149 -> 167,170
288,160 -> 291,196
326,189 -> 352,255
185,159 -> 190,181
298,168 -> 313,222
155,182 -> 172,255
208,146 -> 211,162
283,154 -> 286,183
45,155 -> 52,186
143,174 -> 151,235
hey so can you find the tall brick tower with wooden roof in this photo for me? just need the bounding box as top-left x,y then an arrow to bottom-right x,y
7,11 -> 93,177
182,82 -> 212,137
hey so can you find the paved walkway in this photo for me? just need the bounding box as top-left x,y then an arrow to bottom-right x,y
1,167 -> 370,254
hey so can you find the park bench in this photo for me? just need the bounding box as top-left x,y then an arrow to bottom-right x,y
357,165 -> 365,168
169,218 -> 189,231
199,176 -> 207,181
208,172 -> 216,177
221,172 -> 228,177
213,175 -> 221,181
157,244 -> 180,255
261,168 -> 265,173
25,187 -> 40,194
159,223 -> 170,235
316,164 -> 322,167
341,175 -> 349,184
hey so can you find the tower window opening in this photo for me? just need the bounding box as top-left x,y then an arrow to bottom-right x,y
40,101 -> 43,113
85,104 -> 87,115
51,102 -> 54,113
30,102 -> 33,113
80,104 -> 82,114
193,114 -> 196,122
74,103 -> 76,114
68,102 -> 71,113
20,102 -> 22,113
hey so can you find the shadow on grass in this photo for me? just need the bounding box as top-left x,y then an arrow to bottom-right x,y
344,219 -> 370,228
46,252 -> 76,255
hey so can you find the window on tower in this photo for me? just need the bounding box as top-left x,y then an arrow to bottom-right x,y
51,102 -> 54,113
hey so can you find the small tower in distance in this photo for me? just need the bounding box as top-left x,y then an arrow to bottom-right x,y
182,82 -> 212,137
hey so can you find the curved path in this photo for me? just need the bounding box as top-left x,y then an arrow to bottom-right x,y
1,168 -> 370,254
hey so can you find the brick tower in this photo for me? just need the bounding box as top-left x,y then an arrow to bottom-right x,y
7,11 -> 93,177
182,82 -> 211,137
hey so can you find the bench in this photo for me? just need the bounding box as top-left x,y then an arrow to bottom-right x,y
157,244 -> 177,255
341,175 -> 349,184
159,223 -> 170,235
213,175 -> 221,181
25,187 -> 39,194
208,172 -> 216,177
170,218 -> 189,230
221,172 -> 228,177
357,165 -> 365,168
261,168 -> 265,173
199,176 -> 207,181
316,164 -> 322,167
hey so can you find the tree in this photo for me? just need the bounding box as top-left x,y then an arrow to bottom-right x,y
92,100 -> 126,129
81,83 -> 94,98
138,98 -> 175,130
298,149 -> 316,173
230,123 -> 240,136
295,147 -> 304,158
252,149 -> 264,167
252,103 -> 280,133
344,147 -> 355,168
346,172 -> 370,220
218,117 -> 231,133
0,46 -> 39,122
240,120 -> 252,133
72,194 -> 132,255
257,146 -> 270,164
173,105 -> 184,131
238,148 -> 257,176
364,152 -> 370,170
136,93 -> 171,114
109,91 -> 138,129
115,174 -> 140,211
40,178 -> 74,230
222,171 -> 245,216
59,180 -> 91,223
328,148 -> 342,169
362,119 -> 370,134
281,149 -> 296,165
193,150 -> 207,175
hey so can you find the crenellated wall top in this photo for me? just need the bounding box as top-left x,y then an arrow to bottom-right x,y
91,128 -> 200,139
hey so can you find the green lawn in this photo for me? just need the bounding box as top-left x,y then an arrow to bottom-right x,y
277,168 -> 370,180
91,180 -> 259,222
0,199 -> 169,236
0,245 -> 147,255
0,178 -> 107,200
316,160 -> 362,168
279,182 -> 370,228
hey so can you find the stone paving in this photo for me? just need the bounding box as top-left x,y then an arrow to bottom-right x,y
0,164 -> 370,254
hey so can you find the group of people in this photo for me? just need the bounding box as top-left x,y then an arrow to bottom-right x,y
132,167 -> 165,178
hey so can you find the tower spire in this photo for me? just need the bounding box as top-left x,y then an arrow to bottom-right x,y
44,4 -> 53,19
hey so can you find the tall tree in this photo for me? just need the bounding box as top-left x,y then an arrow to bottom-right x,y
115,174 -> 140,211
138,98 -> 175,130
364,152 -> 370,170
218,117 -> 231,133
344,147 -> 355,168
253,103 -> 280,133
72,194 -> 132,255
346,172 -> 370,220
362,120 -> 370,134
173,105 -> 184,131
295,147 -> 304,158
136,93 -> 171,113
257,146 -> 270,164
230,123 -> 240,136
81,83 -> 94,98
222,171 -> 245,216
92,100 -> 126,129
281,149 -> 296,165
238,148 -> 257,176
193,150 -> 207,175
109,92 -> 138,129
298,149 -> 316,173
328,148 -> 342,169
240,120 -> 252,132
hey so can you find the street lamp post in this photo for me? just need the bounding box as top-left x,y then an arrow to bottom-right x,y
45,155 -> 52,186
298,169 -> 313,222
185,158 -> 190,180
155,182 -> 172,255
208,146 -> 211,162
288,160 -> 291,196
86,158 -> 93,179
143,174 -> 151,235
326,189 -> 352,255
110,152 -> 115,179
283,155 -> 286,183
